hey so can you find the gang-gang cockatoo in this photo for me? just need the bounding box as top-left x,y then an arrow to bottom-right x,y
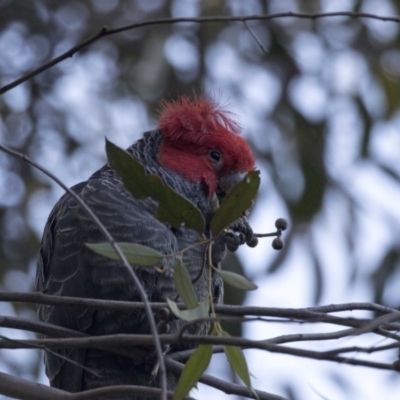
36,96 -> 257,399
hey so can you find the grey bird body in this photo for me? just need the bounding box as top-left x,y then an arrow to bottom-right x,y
36,131 -> 224,398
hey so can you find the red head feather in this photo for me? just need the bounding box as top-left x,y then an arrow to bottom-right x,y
158,96 -> 255,196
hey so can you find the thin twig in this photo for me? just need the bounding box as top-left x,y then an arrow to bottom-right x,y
1,11 -> 400,95
243,21 -> 269,55
266,327 -> 358,344
0,290 -> 164,312
306,303 -> 399,314
377,327 -> 400,342
322,342 -> 400,357
349,311 -> 400,337
0,145 -> 168,400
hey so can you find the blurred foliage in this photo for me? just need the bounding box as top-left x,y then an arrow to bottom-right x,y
1,0 -> 400,398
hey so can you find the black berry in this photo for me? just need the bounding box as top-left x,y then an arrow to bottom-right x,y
275,218 -> 288,231
272,237 -> 284,250
247,237 -> 259,248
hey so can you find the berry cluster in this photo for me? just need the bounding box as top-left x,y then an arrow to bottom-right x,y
271,218 -> 288,250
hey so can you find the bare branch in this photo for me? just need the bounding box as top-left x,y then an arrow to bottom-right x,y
266,327 -> 359,344
377,327 -> 400,342
306,303 -> 399,314
3,291 -> 400,341
0,332 -> 398,371
243,21 -> 269,56
2,291 -> 396,319
349,311 -> 400,337
0,290 -> 156,312
4,312 -> 398,365
0,371 -> 73,400
322,342 -> 400,357
0,371 -> 194,400
1,12 -> 399,95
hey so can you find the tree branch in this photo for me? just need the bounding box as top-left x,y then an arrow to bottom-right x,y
266,327 -> 358,344
3,291 -> 400,341
0,12 -> 399,95
1,291 -> 396,318
0,332 -> 397,371
0,371 -> 194,400
0,371 -> 74,400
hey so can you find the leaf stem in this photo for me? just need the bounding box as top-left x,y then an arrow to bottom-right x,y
253,231 -> 279,238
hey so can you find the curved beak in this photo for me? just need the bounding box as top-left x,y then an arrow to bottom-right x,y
209,172 -> 249,220
218,172 -> 247,197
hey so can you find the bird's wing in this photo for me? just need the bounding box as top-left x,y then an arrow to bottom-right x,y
36,176 -> 178,391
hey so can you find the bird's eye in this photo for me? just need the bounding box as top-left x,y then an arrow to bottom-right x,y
209,150 -> 221,163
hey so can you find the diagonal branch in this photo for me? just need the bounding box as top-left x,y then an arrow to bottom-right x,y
0,144 -> 168,400
243,21 -> 269,56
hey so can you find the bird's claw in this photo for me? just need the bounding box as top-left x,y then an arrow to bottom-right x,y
224,217 -> 258,252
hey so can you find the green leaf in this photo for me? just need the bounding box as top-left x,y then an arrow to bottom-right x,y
106,139 -> 205,233
86,242 -> 163,266
215,269 -> 258,291
167,298 -> 209,321
173,344 -> 213,400
173,260 -> 198,309
221,331 -> 252,389
210,170 -> 260,236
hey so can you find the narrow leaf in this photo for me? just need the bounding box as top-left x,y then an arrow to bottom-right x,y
221,331 -> 252,389
173,344 -> 213,400
167,298 -> 209,321
86,242 -> 163,266
215,269 -> 258,290
210,170 -> 260,235
106,139 -> 205,233
173,260 -> 198,309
